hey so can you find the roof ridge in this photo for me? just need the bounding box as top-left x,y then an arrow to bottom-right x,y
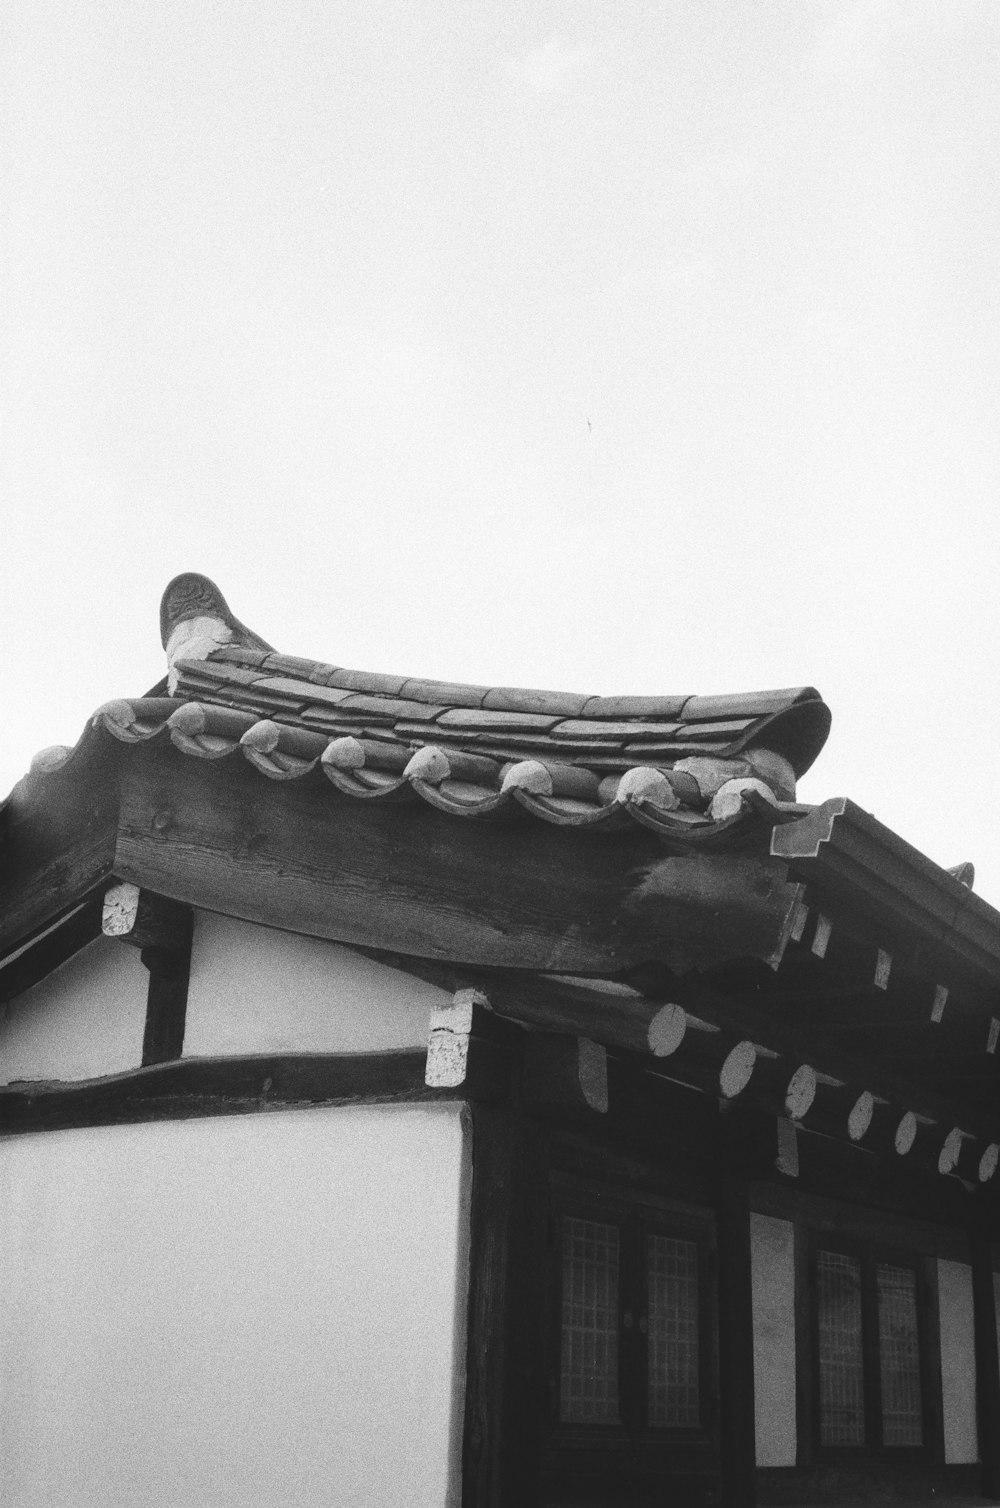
202,645 -> 820,724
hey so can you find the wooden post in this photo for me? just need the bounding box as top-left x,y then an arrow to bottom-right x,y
717,1107 -> 758,1508
462,1098 -> 537,1508
971,1230 -> 1000,1498
102,883 -> 193,1066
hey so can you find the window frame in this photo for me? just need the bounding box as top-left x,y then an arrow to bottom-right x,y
548,1179 -> 716,1446
808,1232 -> 934,1461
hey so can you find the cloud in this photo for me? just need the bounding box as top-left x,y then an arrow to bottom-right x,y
510,36 -> 591,94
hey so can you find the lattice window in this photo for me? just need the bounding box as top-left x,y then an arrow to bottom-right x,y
647,1234 -> 700,1426
877,1264 -> 923,1447
560,1217 -> 620,1423
817,1249 -> 866,1446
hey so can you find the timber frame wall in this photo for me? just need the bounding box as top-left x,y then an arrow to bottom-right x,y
6,1016 -> 997,1508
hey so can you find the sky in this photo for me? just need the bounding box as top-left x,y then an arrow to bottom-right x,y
2,1 -> 999,900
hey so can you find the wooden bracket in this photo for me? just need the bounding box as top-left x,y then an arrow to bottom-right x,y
425,989 -> 485,1089
102,883 -> 193,1065
102,882 -> 192,963
423,989 -> 514,1103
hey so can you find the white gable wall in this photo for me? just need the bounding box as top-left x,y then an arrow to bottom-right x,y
0,1101 -> 471,1508
0,938 -> 147,1085
183,910 -> 447,1057
0,910 -> 449,1085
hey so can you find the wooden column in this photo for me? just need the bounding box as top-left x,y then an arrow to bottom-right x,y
716,1108 -> 758,1508
971,1230 -> 1000,1498
102,883 -> 193,1065
462,1096 -> 528,1508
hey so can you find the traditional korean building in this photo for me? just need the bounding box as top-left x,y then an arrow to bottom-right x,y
2,573 -> 1000,1508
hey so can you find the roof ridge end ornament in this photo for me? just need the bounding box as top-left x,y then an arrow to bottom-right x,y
160,573 -> 274,693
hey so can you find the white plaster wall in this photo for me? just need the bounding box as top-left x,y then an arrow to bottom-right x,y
0,938 -> 147,1085
183,910 -> 449,1057
938,1258 -> 978,1463
750,1213 -> 797,1467
0,1101 -> 470,1508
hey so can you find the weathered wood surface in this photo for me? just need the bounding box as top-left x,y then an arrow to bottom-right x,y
354,944 -> 1000,1156
102,882 -> 192,955
0,739 -> 121,958
522,1034 -> 608,1115
112,746 -> 802,975
0,1051 -> 435,1133
773,797 -> 1000,1002
141,970 -> 189,1067
716,1111 -> 758,1508
461,1101 -> 521,1508
0,896 -> 103,1002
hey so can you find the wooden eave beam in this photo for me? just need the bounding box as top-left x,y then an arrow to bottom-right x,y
0,896 -> 104,1003
108,742 -> 803,976
0,1051 -> 437,1135
772,797 -> 1000,1000
0,737 -> 121,959
347,942 -> 1000,1161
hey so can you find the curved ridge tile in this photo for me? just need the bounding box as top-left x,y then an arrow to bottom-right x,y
404,745 -> 502,789
615,766 -> 680,810
581,694 -> 690,719
507,790 -> 627,828
409,780 -> 513,819
709,777 -> 778,821
94,698 -> 177,743
679,687 -> 819,721
239,719 -> 327,781
29,745 -> 77,776
502,760 -> 603,802
319,750 -> 413,801
732,696 -> 832,777
167,702 -> 257,760
482,687 -> 590,718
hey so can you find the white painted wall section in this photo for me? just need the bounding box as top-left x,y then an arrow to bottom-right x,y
0,938 -> 147,1085
750,1213 -> 797,1467
183,910 -> 448,1057
938,1258 -> 978,1463
0,1101 -> 471,1508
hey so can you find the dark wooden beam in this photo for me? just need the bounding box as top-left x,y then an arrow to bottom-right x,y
102,882 -> 195,1068
0,736 -> 120,957
110,744 -> 802,976
716,1108 -> 758,1508
675,975 -> 1000,1152
522,1034 -> 608,1115
0,896 -> 103,1003
772,799 -> 1000,1009
102,882 -> 192,955
0,1051 -> 438,1133
462,1101 -> 520,1508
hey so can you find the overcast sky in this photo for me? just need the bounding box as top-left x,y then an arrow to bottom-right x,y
3,1 -> 999,901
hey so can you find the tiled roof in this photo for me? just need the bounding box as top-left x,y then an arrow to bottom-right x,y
1,575 -> 829,846
55,573 -> 832,845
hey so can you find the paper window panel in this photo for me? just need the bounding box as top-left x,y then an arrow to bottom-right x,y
560,1217 -> 621,1423
877,1264 -> 923,1446
817,1250 -> 866,1446
646,1234 -> 700,1427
